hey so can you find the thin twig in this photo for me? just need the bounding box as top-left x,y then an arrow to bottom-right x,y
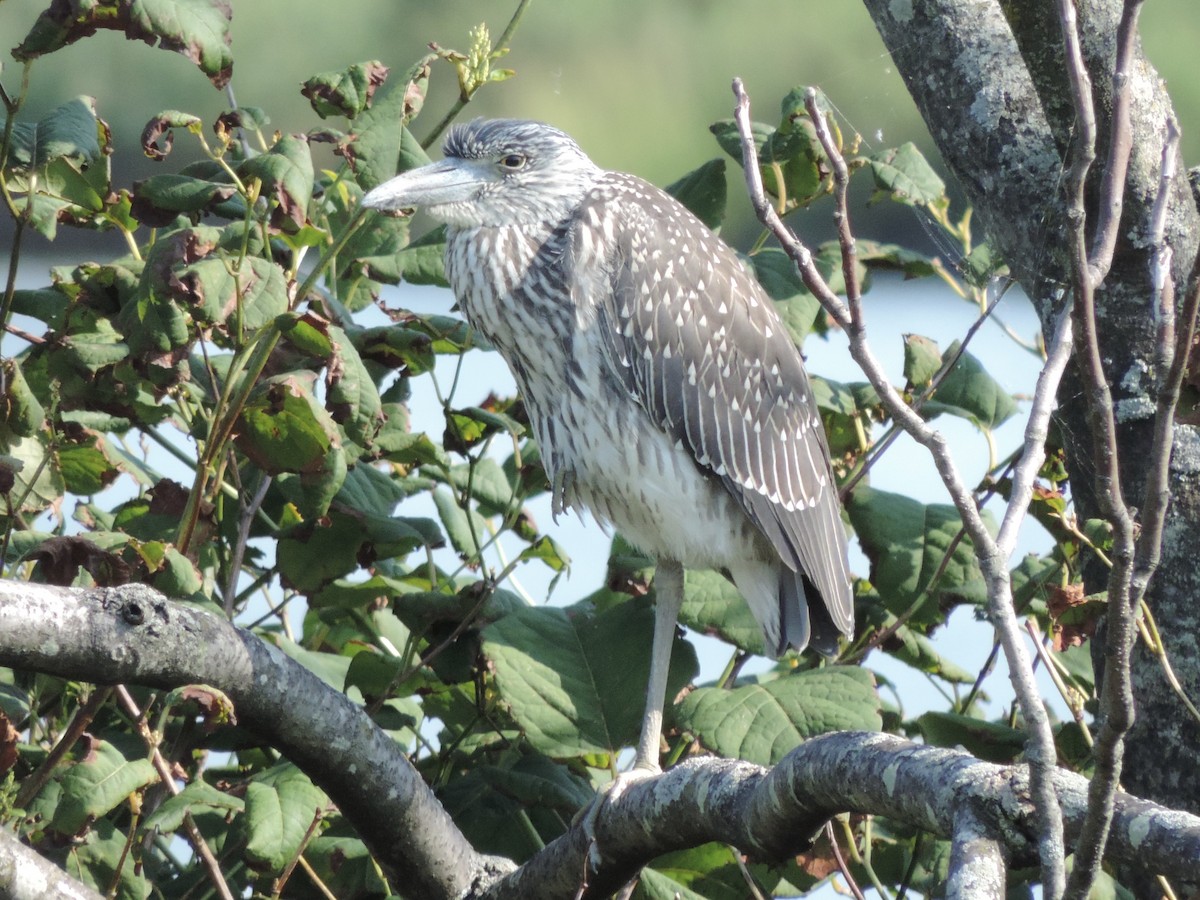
115,686 -> 235,900
14,687 -> 112,810
732,79 -> 1067,891
1057,2 -> 1147,896
825,821 -> 867,900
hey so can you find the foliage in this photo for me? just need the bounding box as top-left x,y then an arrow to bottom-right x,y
0,2 -> 1105,898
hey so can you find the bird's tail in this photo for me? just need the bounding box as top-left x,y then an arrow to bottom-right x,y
780,570 -> 843,658
728,562 -> 846,659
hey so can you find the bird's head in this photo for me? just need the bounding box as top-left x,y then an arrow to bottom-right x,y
361,118 -> 603,229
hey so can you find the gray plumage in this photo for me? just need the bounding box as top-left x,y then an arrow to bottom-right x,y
364,118 -> 853,767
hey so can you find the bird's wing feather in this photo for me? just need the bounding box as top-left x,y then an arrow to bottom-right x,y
581,173 -> 853,636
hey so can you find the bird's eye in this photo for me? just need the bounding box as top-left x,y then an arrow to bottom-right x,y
498,153 -> 527,171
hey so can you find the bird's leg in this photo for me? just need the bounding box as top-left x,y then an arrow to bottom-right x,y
582,559 -> 685,870
633,558 -> 684,771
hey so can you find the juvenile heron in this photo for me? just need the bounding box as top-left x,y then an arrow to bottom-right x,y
363,119 -> 854,772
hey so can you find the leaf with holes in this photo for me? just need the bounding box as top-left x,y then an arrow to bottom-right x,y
240,134 -> 314,232
15,0 -> 234,88
302,60 -> 390,119
237,375 -> 338,475
676,667 -> 880,766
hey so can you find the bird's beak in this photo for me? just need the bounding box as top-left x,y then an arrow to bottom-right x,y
361,159 -> 480,212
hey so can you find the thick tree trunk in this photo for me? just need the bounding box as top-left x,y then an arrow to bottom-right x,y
861,0 -> 1200,810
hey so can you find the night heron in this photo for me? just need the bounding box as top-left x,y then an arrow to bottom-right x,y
363,118 -> 854,773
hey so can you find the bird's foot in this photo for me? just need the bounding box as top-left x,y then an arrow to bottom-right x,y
581,762 -> 661,872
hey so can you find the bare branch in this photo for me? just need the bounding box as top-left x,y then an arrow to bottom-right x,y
1132,117 -> 1196,603
946,805 -> 1006,900
0,580 -> 493,900
0,827 -> 105,900
1057,2 -> 1146,895
731,76 -> 1066,890
483,731 -> 1200,898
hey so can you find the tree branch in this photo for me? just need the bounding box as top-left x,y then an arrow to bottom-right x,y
0,580 -> 496,900
1057,3 -> 1146,895
482,731 -> 1200,898
0,827 -> 105,900
732,76 -> 1067,893
2,582 -> 1198,896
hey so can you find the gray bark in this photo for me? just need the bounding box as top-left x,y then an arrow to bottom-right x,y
862,0 -> 1200,811
0,581 -> 491,900
0,828 -> 104,900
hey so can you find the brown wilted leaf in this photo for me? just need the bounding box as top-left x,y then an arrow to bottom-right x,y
29,535 -> 131,587
0,710 -> 18,775
1047,583 -> 1101,651
177,686 -> 237,729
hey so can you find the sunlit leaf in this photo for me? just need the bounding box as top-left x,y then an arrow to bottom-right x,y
676,667 -> 881,766
483,599 -> 698,759
242,764 -> 329,874
15,0 -> 234,88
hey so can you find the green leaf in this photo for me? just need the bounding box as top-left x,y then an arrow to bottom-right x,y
302,60 -> 390,119
243,764 -> 328,874
376,223 -> 448,287
1,97 -> 100,173
846,486 -> 990,626
236,374 -> 338,475
861,601 -> 975,683
679,569 -> 764,654
64,818 -> 152,900
143,779 -> 244,833
174,256 -> 290,331
855,239 -> 940,278
923,340 -> 1018,429
129,173 -> 237,227
635,867 -> 708,900
15,0 -> 234,89
676,667 -> 880,766
439,757 -> 577,862
348,82 -> 431,192
444,457 -> 519,513
324,325 -> 384,449
58,434 -> 119,495
53,740 -> 159,834
8,435 -> 65,514
432,487 -> 488,558
917,711 -> 1026,763
517,535 -> 570,572
749,248 -> 824,346
636,844 -> 800,900
710,118 -> 771,168
1,359 -> 46,439
483,599 -> 699,758
240,134 -> 314,232
903,333 -> 942,387
865,142 -> 946,208
664,159 -> 726,230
